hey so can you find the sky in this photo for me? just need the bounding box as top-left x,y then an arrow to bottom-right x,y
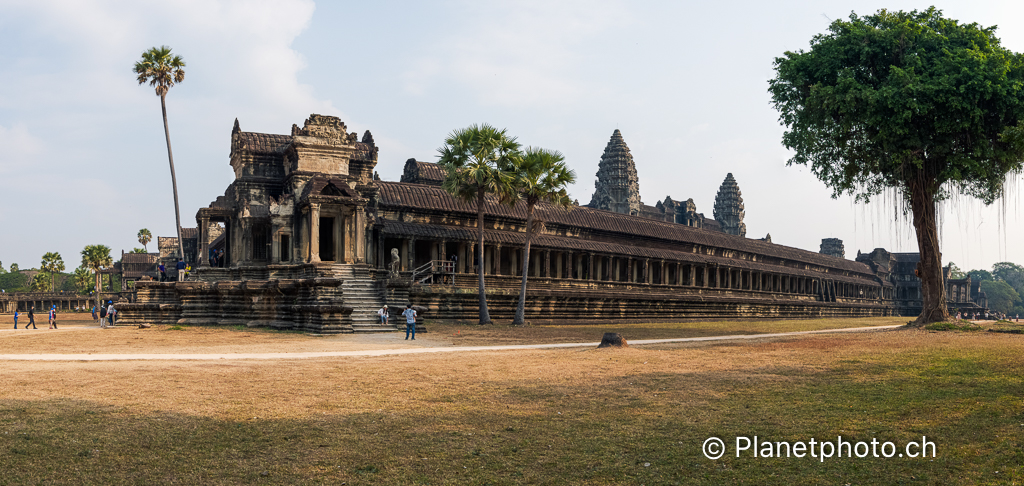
1,0 -> 1023,273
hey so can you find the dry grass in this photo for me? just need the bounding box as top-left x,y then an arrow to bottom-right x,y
0,317 -> 1020,484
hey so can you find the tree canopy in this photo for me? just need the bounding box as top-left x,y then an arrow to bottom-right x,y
769,8 -> 1024,324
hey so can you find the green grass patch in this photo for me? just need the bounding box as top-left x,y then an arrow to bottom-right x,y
166,325 -> 186,331
924,321 -> 983,332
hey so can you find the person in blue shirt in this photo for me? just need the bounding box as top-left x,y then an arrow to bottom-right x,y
402,304 -> 417,340
13,309 -> 18,329
176,259 -> 186,282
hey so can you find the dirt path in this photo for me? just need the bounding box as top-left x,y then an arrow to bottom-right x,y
0,324 -> 901,361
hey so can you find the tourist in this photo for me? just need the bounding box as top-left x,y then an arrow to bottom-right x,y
218,249 -> 225,267
159,262 -> 167,282
99,304 -> 107,328
378,305 -> 389,325
185,263 -> 192,280
91,305 -> 97,322
26,306 -> 37,329
402,304 -> 417,340
106,301 -> 116,327
13,309 -> 18,329
50,306 -> 57,329
176,258 -> 186,282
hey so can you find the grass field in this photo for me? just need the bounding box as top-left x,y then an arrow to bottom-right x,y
0,317 -> 1021,484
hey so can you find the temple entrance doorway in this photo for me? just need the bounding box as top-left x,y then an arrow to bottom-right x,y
320,217 -> 335,261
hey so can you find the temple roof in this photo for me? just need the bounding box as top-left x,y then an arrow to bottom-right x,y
376,181 -> 874,276
235,131 -> 293,155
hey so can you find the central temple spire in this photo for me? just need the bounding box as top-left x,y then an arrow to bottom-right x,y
714,173 -> 746,237
589,129 -> 641,216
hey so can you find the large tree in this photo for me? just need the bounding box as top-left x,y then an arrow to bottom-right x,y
138,228 -> 153,253
769,8 -> 1024,325
134,46 -> 186,262
510,147 -> 576,326
81,244 -> 112,311
40,252 -> 65,293
437,124 -> 521,325
73,266 -> 93,294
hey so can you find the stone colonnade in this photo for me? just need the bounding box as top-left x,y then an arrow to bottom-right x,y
382,237 -> 884,301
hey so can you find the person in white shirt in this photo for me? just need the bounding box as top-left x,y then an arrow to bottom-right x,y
378,305 -> 389,325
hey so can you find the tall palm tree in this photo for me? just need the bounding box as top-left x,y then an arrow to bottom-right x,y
81,245 -> 112,312
40,252 -> 65,293
137,228 -> 153,253
134,46 -> 186,261
510,148 -> 576,326
437,124 -> 521,325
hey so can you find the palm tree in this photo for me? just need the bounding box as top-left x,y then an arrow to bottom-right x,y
510,148 -> 576,325
40,252 -> 65,293
134,46 -> 186,262
137,228 -> 153,253
437,124 -> 521,325
73,267 -> 93,294
81,245 -> 112,312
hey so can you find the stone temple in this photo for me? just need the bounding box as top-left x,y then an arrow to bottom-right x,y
119,115 -> 989,331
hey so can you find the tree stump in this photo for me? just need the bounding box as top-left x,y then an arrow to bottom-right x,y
598,332 -> 628,348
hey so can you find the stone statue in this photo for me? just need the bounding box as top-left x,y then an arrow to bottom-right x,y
389,248 -> 401,278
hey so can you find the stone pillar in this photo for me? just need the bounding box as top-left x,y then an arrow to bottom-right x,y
355,209 -> 366,263
408,237 -> 417,271
494,245 -> 502,275
543,250 -> 551,278
587,253 -> 594,280
199,215 -> 210,267
308,203 -> 321,263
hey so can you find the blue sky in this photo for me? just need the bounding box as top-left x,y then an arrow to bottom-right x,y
1,0 -> 1022,273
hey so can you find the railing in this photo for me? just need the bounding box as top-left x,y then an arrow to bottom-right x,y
411,260 -> 456,285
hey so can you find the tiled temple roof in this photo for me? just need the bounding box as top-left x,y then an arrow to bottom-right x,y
120,252 -> 159,279
376,181 -> 874,276
236,132 -> 293,155
379,220 -> 880,286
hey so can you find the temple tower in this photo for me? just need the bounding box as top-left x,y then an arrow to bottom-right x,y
820,238 -> 845,258
589,129 -> 641,216
713,173 -> 746,237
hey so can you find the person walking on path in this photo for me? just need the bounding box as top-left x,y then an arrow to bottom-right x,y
378,305 -> 389,326
159,262 -> 167,282
91,305 -> 97,322
176,258 -> 186,282
26,306 -> 37,329
99,304 -> 107,328
49,306 -> 57,329
402,304 -> 417,340
13,310 -> 18,329
106,301 -> 116,327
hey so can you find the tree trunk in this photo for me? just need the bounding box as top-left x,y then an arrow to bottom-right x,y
513,203 -> 536,325
161,94 -> 185,265
909,172 -> 951,325
476,193 -> 492,324
95,271 -> 101,319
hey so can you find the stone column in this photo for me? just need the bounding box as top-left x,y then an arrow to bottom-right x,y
543,250 -> 551,278
308,203 -> 321,263
355,209 -> 366,263
199,215 -> 211,267
408,237 -> 417,271
587,253 -> 594,281
494,245 -> 502,275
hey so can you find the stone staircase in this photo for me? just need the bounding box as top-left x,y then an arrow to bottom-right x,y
330,264 -> 398,332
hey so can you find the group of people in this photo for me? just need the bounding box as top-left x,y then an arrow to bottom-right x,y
12,305 -> 60,329
378,304 -> 418,340
209,249 -> 225,268
158,258 -> 191,282
957,311 -> 1020,322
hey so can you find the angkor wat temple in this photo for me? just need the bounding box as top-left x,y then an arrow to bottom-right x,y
119,114 -> 987,332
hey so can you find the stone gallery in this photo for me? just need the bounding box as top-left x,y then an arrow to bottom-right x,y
118,114 -> 988,332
